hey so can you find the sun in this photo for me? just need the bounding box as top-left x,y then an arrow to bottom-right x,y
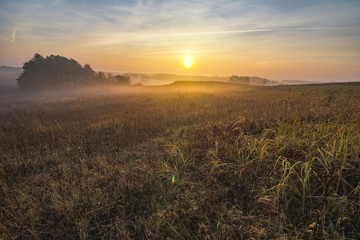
182,56 -> 193,69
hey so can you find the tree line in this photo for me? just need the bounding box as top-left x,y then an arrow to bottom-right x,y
17,54 -> 130,90
229,75 -> 250,84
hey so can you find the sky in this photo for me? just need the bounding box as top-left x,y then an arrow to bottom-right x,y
0,0 -> 360,81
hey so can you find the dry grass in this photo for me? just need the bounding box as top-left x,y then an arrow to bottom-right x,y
1,83 -> 360,239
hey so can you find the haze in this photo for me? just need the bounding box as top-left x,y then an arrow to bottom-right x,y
1,0 -> 360,82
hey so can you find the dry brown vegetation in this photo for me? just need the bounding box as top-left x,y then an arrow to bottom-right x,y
1,82 -> 360,239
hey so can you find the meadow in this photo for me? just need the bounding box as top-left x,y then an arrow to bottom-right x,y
1,82 -> 359,239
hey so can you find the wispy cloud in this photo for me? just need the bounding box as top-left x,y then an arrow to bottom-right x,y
143,27 -> 356,38
11,21 -> 19,43
0,0 -> 359,80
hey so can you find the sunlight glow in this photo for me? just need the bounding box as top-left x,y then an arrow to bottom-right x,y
182,57 -> 193,69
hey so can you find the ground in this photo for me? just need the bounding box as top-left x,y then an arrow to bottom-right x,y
1,82 -> 360,239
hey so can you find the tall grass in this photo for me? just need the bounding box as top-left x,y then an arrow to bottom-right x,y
1,84 -> 359,239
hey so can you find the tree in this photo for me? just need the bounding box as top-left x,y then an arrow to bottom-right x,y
17,54 -> 99,90
229,75 -> 250,84
113,75 -> 130,85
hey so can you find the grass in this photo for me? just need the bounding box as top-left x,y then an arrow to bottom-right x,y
1,83 -> 360,239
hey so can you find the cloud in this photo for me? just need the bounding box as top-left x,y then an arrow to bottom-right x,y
143,27 -> 352,38
11,21 -> 19,43
0,0 -> 359,80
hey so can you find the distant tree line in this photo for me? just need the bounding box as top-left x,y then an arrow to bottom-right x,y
229,75 -> 250,84
229,75 -> 278,85
17,54 -> 130,90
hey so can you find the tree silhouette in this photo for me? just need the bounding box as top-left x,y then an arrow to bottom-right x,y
17,54 -> 129,90
229,75 -> 250,84
113,75 -> 130,85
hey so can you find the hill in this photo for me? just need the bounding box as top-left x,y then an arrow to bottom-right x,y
124,73 -> 281,86
161,81 -> 257,93
249,76 -> 278,85
280,79 -> 321,85
125,73 -> 229,86
167,80 -> 239,87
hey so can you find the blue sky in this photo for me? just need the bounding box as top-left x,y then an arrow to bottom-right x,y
0,0 -> 359,81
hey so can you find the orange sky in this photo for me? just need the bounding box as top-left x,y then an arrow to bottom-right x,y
1,0 -> 360,82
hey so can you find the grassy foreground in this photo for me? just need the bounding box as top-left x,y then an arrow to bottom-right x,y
1,83 -> 360,239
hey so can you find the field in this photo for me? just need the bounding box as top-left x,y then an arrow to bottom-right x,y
1,82 -> 360,239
